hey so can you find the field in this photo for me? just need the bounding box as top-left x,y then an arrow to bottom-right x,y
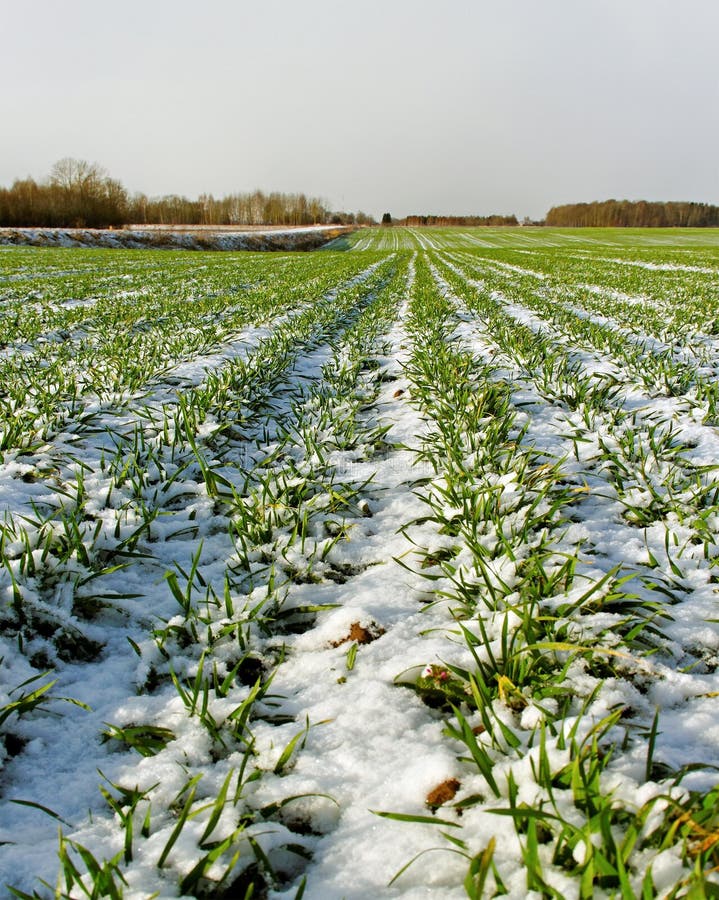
2,227 -> 719,898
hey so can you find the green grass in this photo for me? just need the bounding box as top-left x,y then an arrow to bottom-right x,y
343,225 -> 719,251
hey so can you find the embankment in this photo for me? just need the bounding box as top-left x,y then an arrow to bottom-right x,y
0,224 -> 355,251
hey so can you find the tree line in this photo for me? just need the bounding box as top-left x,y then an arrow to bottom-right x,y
546,200 -> 719,228
399,214 -> 518,226
0,158 -> 375,228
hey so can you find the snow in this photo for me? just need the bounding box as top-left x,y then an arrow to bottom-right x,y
2,234 -> 719,897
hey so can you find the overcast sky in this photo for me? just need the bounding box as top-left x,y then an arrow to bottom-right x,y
2,0 -> 718,219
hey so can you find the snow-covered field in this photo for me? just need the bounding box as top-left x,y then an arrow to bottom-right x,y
2,231 -> 719,898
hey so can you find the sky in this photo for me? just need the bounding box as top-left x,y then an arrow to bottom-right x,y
2,0 -> 718,220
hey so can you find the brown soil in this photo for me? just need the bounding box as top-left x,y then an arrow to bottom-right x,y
426,778 -> 461,809
331,620 -> 385,647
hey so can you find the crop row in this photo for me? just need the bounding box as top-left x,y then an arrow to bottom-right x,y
0,251 -> 379,454
367,252 -> 719,897
1,254 -> 413,897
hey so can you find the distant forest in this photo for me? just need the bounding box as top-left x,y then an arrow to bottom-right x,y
0,158 -> 375,228
546,200 -> 719,228
4,160 -> 718,231
401,214 -> 518,226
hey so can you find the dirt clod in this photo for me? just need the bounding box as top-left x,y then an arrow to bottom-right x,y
426,778 -> 461,809
331,620 -> 385,647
